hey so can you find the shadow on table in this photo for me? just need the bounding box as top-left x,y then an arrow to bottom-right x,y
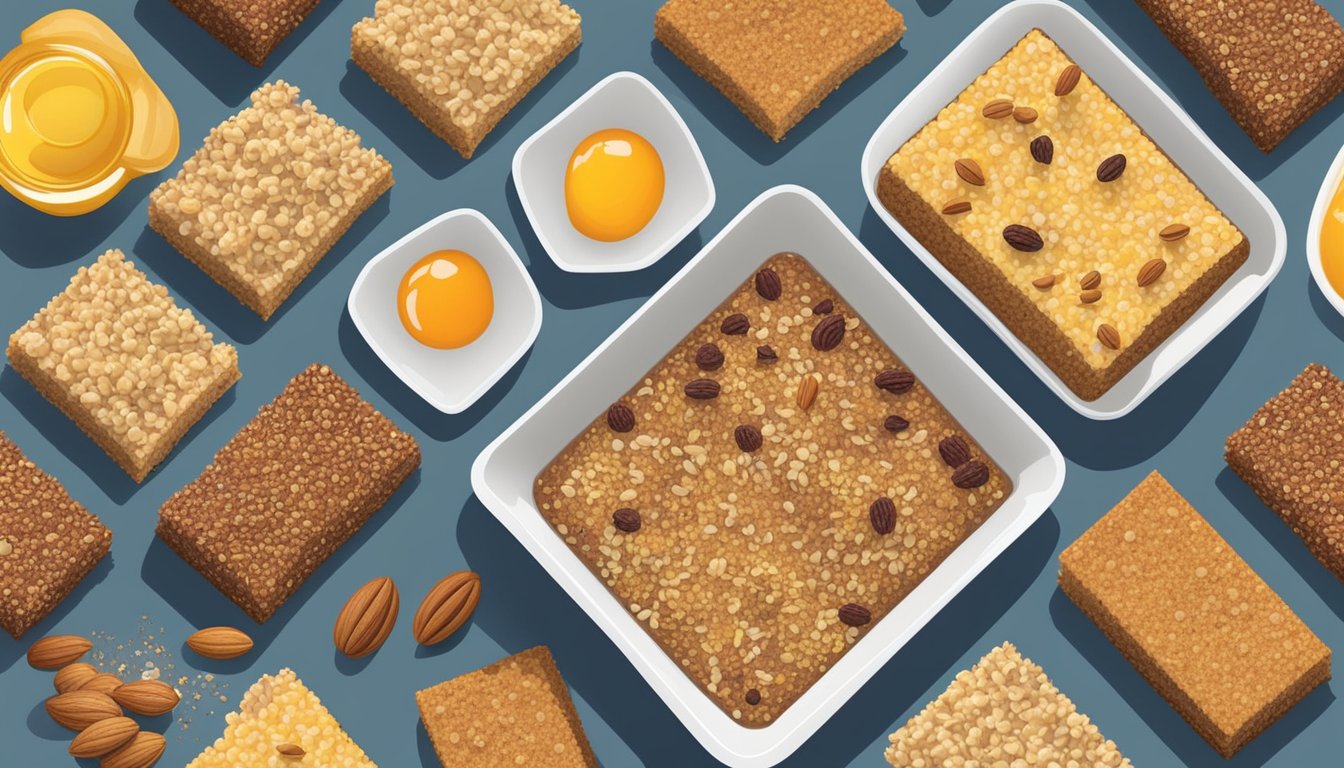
650,39 -> 907,167
0,180 -> 155,268
140,471 -> 419,663
0,557 -> 113,675
1051,588 -> 1333,766
133,0 -> 340,106
1309,277 -> 1344,344
458,492 -> 1057,767
915,0 -> 952,15
0,368 -> 237,505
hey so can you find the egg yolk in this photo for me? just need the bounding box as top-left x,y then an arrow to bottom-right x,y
564,128 -> 665,242
397,250 -> 493,349
1323,178 -> 1344,300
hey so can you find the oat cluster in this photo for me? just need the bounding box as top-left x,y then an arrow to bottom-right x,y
0,432 -> 111,638
188,668 -> 375,767
149,81 -> 393,318
535,253 -> 1010,725
7,249 -> 239,482
416,647 -> 598,768
169,0 -> 322,65
886,642 -> 1131,766
1060,471 -> 1330,756
352,0 -> 581,157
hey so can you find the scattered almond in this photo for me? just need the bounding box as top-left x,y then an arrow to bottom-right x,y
187,627 -> 253,660
1159,223 -> 1190,241
796,375 -> 820,411
954,158 -> 985,186
1098,324 -> 1122,350
54,662 -> 99,694
1031,275 -> 1056,290
70,716 -> 138,758
111,680 -> 180,717
1137,258 -> 1167,287
413,571 -> 481,646
981,99 -> 1014,119
1080,289 -> 1102,304
101,731 -> 166,768
45,690 -> 121,731
1079,270 -> 1101,290
81,673 -> 124,696
334,577 -> 399,658
28,635 -> 92,669
941,199 -> 971,215
1012,106 -> 1038,123
278,743 -> 306,757
1055,64 -> 1082,96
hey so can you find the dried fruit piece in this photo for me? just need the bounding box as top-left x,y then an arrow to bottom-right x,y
70,716 -> 138,758
54,662 -> 99,694
1003,224 -> 1043,252
1137,258 -> 1167,287
1055,64 -> 1081,96
694,343 -> 724,371
1012,106 -> 1038,123
1159,223 -> 1190,241
101,731 -> 166,768
1030,135 -> 1053,164
869,497 -> 896,535
754,268 -> 782,300
612,508 -> 641,533
45,690 -> 121,731
721,313 -> 749,335
277,743 -> 307,758
745,688 -> 762,705
938,436 -> 972,467
941,199 -> 971,215
811,314 -> 846,351
838,603 -> 871,627
982,99 -> 1014,119
685,379 -> 720,400
606,402 -> 636,432
954,158 -> 985,186
333,576 -> 399,659
734,424 -> 763,452
187,627 -> 253,660
27,635 -> 92,669
952,460 -> 991,489
884,415 -> 909,432
1098,323 -> 1122,350
82,674 -> 124,695
1032,274 -> 1056,290
874,369 -> 915,394
1079,270 -> 1101,290
756,345 -> 777,363
412,571 -> 481,646
796,376 -> 820,410
1097,154 -> 1126,182
812,298 -> 834,315
110,680 -> 180,717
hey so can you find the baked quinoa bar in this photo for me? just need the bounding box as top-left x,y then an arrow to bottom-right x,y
885,642 -> 1131,767
1227,363 -> 1344,580
168,0 -> 322,66
352,0 -> 582,159
416,647 -> 598,768
878,30 -> 1248,401
149,81 -> 393,320
8,249 -> 240,482
0,432 -> 111,639
1060,471 -> 1330,757
536,252 -> 1011,725
655,0 -> 905,142
1136,0 -> 1344,152
158,364 -> 420,622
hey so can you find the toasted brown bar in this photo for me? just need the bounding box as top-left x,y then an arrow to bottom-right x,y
655,0 -> 904,142
1135,0 -> 1344,152
168,0 -> 322,66
157,364 -> 419,622
352,0 -> 582,159
1059,471 -> 1331,757
1226,363 -> 1344,579
0,432 -> 111,638
7,249 -> 240,482
416,647 -> 598,768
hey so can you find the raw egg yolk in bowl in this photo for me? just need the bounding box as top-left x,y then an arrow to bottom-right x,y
565,128 -> 665,242
397,250 -> 493,350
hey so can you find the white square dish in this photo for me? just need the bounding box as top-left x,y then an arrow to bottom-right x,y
512,70 -> 715,273
347,209 -> 542,414
1308,143 -> 1344,318
472,185 -> 1064,767
860,0 -> 1285,420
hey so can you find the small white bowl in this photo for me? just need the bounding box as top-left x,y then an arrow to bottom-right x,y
512,70 -> 715,273
1308,144 -> 1344,318
347,209 -> 542,414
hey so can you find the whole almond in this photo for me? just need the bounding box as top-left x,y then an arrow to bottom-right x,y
413,571 -> 482,646
1055,64 -> 1082,96
1080,289 -> 1102,304
278,743 -> 307,757
1098,324 -> 1122,350
45,690 -> 121,731
111,680 -> 180,717
1031,274 -> 1056,290
334,577 -> 399,659
981,99 -> 1014,119
796,376 -> 820,410
1012,106 -> 1038,124
54,662 -> 99,694
1079,270 -> 1101,290
1159,223 -> 1190,241
82,673 -> 124,696
941,199 -> 971,215
101,731 -> 166,768
187,627 -> 253,660
28,635 -> 92,669
954,158 -> 985,186
1137,258 -> 1167,287
70,716 -> 138,758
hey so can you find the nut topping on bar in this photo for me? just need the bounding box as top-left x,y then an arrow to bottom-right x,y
884,415 -> 910,432
1032,274 -> 1057,290
756,345 -> 778,362
1160,223 -> 1190,241
812,298 -> 835,315
1002,224 -> 1043,252
1137,259 -> 1167,287
869,498 -> 897,534
982,99 -> 1014,119
745,689 -> 761,706
1097,324 -> 1122,350
875,369 -> 916,394
1079,270 -> 1101,290
607,403 -> 636,432
838,604 -> 871,627
1054,64 -> 1081,96
1012,106 -> 1038,124
734,424 -> 763,452
811,314 -> 846,350
942,199 -> 972,215
954,158 -> 985,186
612,508 -> 641,533
952,461 -> 990,489
684,379 -> 720,400
939,436 -> 972,468
796,375 -> 820,410
721,313 -> 750,335
1097,153 -> 1127,182
695,343 -> 725,371
755,268 -> 783,300
1080,289 -> 1102,304
1029,135 -> 1053,164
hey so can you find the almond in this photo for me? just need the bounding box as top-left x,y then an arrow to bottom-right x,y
796,375 -> 820,411
1137,258 -> 1167,287
1098,323 -> 1122,350
413,571 -> 481,645
941,199 -> 971,215
81,673 -> 124,695
101,731 -> 166,768
45,690 -> 121,731
28,635 -> 92,669
981,99 -> 1014,119
1159,223 -> 1190,241
54,662 -> 99,693
1012,106 -> 1038,124
1079,270 -> 1101,290
1031,274 -> 1056,290
1055,64 -> 1082,96
334,577 -> 399,658
70,716 -> 138,758
277,743 -> 306,757
954,158 -> 985,186
187,627 -> 253,660
111,680 -> 180,717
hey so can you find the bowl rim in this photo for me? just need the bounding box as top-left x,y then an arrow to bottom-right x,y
1307,143 -> 1344,319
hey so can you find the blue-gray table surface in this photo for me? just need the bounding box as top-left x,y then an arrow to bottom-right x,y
3,1 -> 1343,765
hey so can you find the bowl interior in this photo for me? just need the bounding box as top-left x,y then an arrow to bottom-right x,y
1308,145 -> 1344,319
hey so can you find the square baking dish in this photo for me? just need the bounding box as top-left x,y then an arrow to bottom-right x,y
860,0 -> 1285,420
472,185 -> 1064,767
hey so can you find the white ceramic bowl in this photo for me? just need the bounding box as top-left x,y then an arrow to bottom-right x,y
1308,143 -> 1344,318
512,70 -> 715,273
347,209 -> 542,414
860,0 -> 1285,420
472,185 -> 1064,767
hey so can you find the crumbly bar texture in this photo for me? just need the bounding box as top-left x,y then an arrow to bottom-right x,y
535,252 -> 1011,726
417,647 -> 598,768
655,0 -> 904,142
148,81 -> 393,320
188,668 -> 375,767
1135,0 -> 1344,152
1227,363 -> 1344,580
1059,471 -> 1330,757
168,0 -> 322,66
885,642 -> 1131,767
7,249 -> 240,482
157,364 -> 420,623
352,0 -> 582,159
878,29 -> 1248,401
0,433 -> 111,639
